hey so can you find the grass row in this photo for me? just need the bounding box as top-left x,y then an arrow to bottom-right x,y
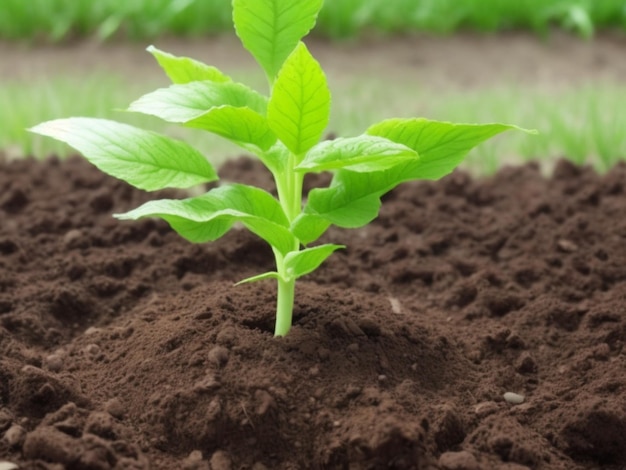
3,73 -> 624,175
1,0 -> 625,42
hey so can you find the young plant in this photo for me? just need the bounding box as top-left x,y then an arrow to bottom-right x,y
30,0 -> 533,337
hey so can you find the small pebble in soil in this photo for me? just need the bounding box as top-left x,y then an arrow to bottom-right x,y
0,463 -> 19,470
503,392 -> 525,405
388,296 -> 402,314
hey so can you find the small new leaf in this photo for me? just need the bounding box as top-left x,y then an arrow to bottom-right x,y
147,46 -> 232,84
284,244 -> 344,280
268,42 -> 331,156
29,118 -> 216,191
233,0 -> 323,81
235,272 -> 280,285
297,136 -> 418,173
300,177 -> 383,230
291,213 -> 331,246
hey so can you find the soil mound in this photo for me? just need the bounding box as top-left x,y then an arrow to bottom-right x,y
1,155 -> 626,469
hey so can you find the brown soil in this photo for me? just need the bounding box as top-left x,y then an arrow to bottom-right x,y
2,155 -> 626,469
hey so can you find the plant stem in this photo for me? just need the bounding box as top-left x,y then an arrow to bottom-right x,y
274,275 -> 296,337
271,151 -> 304,336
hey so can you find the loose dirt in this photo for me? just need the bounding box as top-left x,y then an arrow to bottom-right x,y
1,155 -> 626,469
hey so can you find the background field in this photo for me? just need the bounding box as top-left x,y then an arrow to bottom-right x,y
2,0 -> 626,41
1,0 -> 625,174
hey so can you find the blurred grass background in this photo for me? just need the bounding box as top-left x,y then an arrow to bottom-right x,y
9,77 -> 624,174
1,0 -> 625,174
1,0 -> 625,41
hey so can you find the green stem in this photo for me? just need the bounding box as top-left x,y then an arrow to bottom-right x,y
271,151 -> 304,336
274,275 -> 296,337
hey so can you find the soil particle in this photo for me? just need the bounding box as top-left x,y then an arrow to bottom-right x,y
2,155 -> 626,469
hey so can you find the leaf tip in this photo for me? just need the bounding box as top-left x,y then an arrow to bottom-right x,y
27,120 -> 56,136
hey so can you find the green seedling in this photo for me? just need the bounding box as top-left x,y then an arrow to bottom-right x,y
30,0 -> 533,336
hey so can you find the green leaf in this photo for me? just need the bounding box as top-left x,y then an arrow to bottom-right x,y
268,42 -> 330,156
29,118 -> 216,191
296,136 -> 417,173
284,244 -> 344,279
299,173 -> 384,229
186,106 -> 276,152
293,119 -> 534,242
147,45 -> 232,84
291,213 -> 331,245
233,0 -> 323,81
116,184 -> 296,255
235,271 -> 280,285
128,81 -> 268,123
367,118 -> 535,180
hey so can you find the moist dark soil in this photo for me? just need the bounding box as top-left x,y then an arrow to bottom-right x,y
1,155 -> 626,470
